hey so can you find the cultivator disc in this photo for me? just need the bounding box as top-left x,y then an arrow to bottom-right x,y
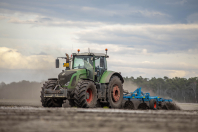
122,101 -> 180,110
123,101 -> 134,109
138,103 -> 149,110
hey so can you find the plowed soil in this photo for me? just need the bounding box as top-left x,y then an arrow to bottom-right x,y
0,100 -> 198,132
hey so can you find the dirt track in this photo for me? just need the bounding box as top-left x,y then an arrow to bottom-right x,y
0,100 -> 198,132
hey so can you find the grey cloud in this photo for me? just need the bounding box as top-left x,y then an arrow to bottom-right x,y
0,0 -> 198,24
110,61 -> 198,71
0,0 -> 198,83
124,70 -> 145,76
165,0 -> 187,5
37,52 -> 48,55
187,13 -> 198,23
6,14 -> 105,28
75,24 -> 198,53
39,18 -> 52,21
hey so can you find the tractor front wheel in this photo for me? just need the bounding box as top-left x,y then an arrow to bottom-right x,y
74,81 -> 97,108
40,80 -> 63,107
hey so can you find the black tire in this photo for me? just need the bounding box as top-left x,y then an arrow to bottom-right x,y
69,99 -> 76,107
123,101 -> 134,109
74,80 -> 97,108
107,76 -> 123,108
40,83 -> 47,107
96,100 -> 102,108
149,99 -> 157,110
138,103 -> 149,110
40,80 -> 63,107
96,100 -> 107,108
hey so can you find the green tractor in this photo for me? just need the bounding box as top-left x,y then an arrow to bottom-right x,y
40,49 -> 124,108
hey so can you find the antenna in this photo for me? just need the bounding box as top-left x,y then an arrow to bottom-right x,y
88,48 -> 90,53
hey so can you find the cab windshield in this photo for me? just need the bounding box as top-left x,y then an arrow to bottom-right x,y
73,56 -> 93,69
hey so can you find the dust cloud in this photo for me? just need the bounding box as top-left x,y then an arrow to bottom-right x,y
123,81 -> 138,92
123,81 -> 154,94
0,80 -> 44,106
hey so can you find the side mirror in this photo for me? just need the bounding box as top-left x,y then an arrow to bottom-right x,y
100,58 -> 104,67
55,59 -> 59,68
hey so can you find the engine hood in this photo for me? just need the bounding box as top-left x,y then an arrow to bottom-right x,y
58,69 -> 77,86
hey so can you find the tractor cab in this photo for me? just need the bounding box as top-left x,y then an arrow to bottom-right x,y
72,51 -> 109,82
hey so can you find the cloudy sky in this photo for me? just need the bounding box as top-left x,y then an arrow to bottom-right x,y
0,0 -> 198,83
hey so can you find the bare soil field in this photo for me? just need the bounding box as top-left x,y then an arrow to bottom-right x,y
0,100 -> 198,132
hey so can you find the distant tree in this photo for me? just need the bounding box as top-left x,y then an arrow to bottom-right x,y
0,82 -> 6,89
123,76 -> 198,103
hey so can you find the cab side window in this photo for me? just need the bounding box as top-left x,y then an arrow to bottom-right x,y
95,56 -> 106,81
95,57 -> 106,70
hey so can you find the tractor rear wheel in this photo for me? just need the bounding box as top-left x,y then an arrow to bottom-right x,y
149,99 -> 157,110
74,80 -> 97,108
107,76 -> 123,108
40,80 -> 63,107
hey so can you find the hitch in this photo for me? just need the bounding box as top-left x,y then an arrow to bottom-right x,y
44,89 -> 67,98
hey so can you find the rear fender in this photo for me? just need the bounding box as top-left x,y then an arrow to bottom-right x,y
99,71 -> 124,84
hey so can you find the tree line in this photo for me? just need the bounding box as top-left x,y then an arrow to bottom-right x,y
0,77 -> 198,103
123,76 -> 198,103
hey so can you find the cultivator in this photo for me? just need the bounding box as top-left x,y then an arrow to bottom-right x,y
122,88 -> 180,110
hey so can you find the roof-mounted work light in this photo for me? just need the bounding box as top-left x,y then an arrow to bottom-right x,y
105,48 -> 108,55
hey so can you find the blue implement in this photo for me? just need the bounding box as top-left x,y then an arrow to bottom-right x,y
123,87 -> 172,103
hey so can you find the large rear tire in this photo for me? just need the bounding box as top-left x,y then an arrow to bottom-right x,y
74,80 -> 97,108
107,76 -> 123,108
40,80 -> 63,107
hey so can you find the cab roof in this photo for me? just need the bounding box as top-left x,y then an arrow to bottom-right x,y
73,52 -> 109,57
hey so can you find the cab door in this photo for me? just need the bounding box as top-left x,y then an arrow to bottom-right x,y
73,55 -> 94,80
84,57 -> 94,80
94,56 -> 106,82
